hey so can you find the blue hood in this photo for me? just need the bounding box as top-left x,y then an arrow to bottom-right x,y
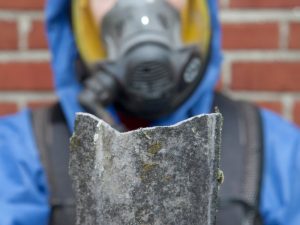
45,0 -> 222,129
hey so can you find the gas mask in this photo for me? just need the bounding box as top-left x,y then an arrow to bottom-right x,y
76,0 -> 211,120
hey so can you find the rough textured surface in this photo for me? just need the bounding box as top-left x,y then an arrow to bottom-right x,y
69,113 -> 222,225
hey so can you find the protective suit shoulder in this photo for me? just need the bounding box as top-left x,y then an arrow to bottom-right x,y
260,109 -> 300,225
0,110 -> 49,225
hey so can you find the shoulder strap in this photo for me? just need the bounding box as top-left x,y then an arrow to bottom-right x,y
31,104 -> 76,225
213,93 -> 263,225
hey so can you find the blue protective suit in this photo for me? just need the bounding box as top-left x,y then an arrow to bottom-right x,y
0,0 -> 299,224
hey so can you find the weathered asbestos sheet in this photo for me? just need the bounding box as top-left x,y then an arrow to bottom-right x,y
69,113 -> 222,225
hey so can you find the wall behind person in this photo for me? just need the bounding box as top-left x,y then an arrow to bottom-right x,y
219,0 -> 300,125
0,0 -> 299,126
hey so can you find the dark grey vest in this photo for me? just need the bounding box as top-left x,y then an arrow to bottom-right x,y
213,94 -> 263,225
31,93 -> 263,225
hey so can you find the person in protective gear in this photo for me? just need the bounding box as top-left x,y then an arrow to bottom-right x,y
0,0 -> 299,225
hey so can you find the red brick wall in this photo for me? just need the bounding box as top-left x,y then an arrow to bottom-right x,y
0,0 -> 299,126
0,0 -> 55,116
220,0 -> 300,126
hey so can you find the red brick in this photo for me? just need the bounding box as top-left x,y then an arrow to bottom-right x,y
0,103 -> 18,116
231,62 -> 300,91
27,100 -> 55,109
294,102 -> 300,126
0,62 -> 53,91
289,22 -> 300,49
230,0 -> 300,8
0,0 -> 44,10
222,23 -> 279,50
256,101 -> 283,115
28,21 -> 47,49
0,21 -> 18,50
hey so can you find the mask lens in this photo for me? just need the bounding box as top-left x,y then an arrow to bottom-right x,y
89,0 -> 117,24
74,0 -> 211,64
